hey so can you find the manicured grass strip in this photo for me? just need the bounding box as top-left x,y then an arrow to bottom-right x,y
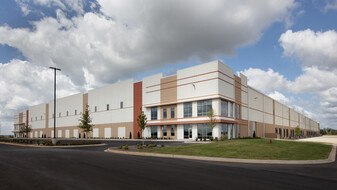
141,139 -> 332,160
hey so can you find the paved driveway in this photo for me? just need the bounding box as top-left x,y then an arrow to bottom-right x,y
297,136 -> 337,145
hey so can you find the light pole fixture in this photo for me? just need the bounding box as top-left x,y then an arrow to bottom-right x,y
49,67 -> 61,145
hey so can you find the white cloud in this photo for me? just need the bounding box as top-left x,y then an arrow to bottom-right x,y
0,0 -> 299,134
324,0 -> 337,12
15,0 -> 85,16
279,29 -> 337,70
239,29 -> 337,129
0,59 -> 80,135
267,91 -> 290,105
1,0 -> 297,87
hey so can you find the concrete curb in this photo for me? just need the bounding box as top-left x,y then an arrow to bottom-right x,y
0,141 -> 107,148
106,145 -> 336,165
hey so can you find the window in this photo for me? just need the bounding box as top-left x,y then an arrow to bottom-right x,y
59,112 -> 61,117
197,123 -> 212,138
275,128 -> 277,134
31,117 -> 32,121
184,124 -> 192,139
163,108 -> 167,119
151,107 -> 158,120
151,126 -> 157,138
163,125 -> 167,136
171,125 -> 175,136
229,102 -> 233,117
95,106 -> 97,112
107,104 -> 109,111
75,110 -> 77,115
197,100 -> 212,116
66,111 -> 68,116
221,123 -> 228,139
171,107 -> 175,119
36,117 -> 37,121
120,101 -> 123,109
184,102 -> 192,117
221,100 -> 228,116
41,116 -> 42,120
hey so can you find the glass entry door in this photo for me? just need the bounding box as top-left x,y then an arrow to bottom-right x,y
184,124 -> 193,139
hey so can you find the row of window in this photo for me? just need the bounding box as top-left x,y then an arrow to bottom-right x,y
151,99 -> 240,120
151,125 -> 176,138
163,107 -> 175,119
100,102 -> 124,112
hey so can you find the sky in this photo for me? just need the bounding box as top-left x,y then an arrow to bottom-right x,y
0,0 -> 337,135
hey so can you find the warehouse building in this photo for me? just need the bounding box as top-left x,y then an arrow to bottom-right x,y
13,60 -> 320,139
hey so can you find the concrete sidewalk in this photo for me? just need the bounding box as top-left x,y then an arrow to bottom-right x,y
107,144 -> 336,165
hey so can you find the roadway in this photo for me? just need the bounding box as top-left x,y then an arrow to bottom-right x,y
0,142 -> 336,190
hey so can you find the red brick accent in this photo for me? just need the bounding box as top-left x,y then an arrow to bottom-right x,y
133,81 -> 142,139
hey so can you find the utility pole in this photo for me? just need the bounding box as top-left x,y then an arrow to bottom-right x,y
49,67 -> 61,145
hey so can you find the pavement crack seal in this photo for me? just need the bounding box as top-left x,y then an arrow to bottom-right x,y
106,145 -> 336,165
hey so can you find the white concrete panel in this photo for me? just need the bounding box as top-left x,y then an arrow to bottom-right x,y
40,131 -> 43,138
88,79 -> 134,125
58,130 -> 62,138
192,124 -> 198,140
73,129 -> 78,138
65,130 -> 70,138
192,102 -> 197,117
104,128 -> 111,138
49,93 -> 83,128
34,131 -> 37,138
177,125 -> 184,140
142,74 -> 162,106
118,127 -> 125,138
177,61 -> 220,101
30,132 -> 33,138
213,124 -> 221,138
93,128 -> 99,138
51,131 -> 54,138
29,103 -> 47,129
177,103 -> 183,118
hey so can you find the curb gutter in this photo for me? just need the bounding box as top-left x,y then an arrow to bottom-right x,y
107,145 -> 336,165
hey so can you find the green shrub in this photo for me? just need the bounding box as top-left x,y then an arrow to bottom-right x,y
138,145 -> 143,149
203,137 -> 206,141
209,136 -> 213,141
124,145 -> 128,150
214,137 -> 218,141
37,140 -> 40,145
195,137 -> 198,141
119,145 -> 123,149
161,144 -> 165,147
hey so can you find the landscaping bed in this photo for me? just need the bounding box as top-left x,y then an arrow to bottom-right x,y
139,139 -> 332,160
0,138 -> 101,146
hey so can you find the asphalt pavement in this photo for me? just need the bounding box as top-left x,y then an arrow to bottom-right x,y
0,142 -> 336,190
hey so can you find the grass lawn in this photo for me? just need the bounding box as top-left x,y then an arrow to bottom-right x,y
142,139 -> 332,160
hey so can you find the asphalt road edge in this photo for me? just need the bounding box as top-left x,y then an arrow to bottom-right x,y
106,145 -> 336,165
0,141 -> 107,148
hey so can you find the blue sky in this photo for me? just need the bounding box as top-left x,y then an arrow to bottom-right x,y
0,0 -> 337,135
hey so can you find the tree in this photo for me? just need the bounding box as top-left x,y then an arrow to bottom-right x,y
78,105 -> 94,139
137,108 -> 147,144
20,125 -> 32,138
207,108 -> 217,139
295,126 -> 301,138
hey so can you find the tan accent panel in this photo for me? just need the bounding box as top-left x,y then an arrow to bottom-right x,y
256,122 -> 263,137
45,104 -> 49,129
239,124 -> 248,137
265,124 -> 275,134
161,105 -> 177,120
19,112 -> 23,124
160,75 -> 177,104
83,93 -> 88,113
163,125 -> 177,140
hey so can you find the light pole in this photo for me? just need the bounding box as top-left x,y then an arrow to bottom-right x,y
50,67 -> 61,145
